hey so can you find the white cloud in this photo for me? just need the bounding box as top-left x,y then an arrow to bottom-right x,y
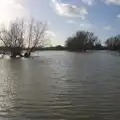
67,19 -> 93,29
51,0 -> 88,19
117,14 -> 120,18
104,26 -> 112,30
46,30 -> 56,37
0,0 -> 29,25
79,23 -> 92,29
67,20 -> 76,24
105,0 -> 120,5
82,0 -> 95,6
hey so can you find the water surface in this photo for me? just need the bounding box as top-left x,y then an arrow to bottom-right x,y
0,51 -> 120,120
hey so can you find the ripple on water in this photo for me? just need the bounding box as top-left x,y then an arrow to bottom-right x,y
0,51 -> 120,120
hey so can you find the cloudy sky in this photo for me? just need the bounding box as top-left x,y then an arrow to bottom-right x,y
0,0 -> 120,45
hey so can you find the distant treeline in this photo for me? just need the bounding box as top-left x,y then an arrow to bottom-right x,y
64,31 -> 120,52
0,45 -> 65,53
34,45 -> 65,51
0,22 -> 120,56
0,44 -> 106,53
105,35 -> 120,51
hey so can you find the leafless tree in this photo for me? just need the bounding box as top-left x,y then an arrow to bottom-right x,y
0,19 -> 24,57
0,18 -> 48,58
24,19 -> 47,57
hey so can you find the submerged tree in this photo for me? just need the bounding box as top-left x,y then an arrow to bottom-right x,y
65,31 -> 98,51
0,19 -> 24,57
24,19 -> 47,57
0,19 -> 48,58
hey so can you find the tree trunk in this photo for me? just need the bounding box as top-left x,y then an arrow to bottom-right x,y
24,52 -> 31,58
24,47 -> 35,58
10,52 -> 17,58
10,47 -> 23,58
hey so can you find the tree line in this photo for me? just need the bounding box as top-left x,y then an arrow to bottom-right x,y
0,18 -> 120,58
65,31 -> 120,51
65,31 -> 103,51
105,35 -> 120,51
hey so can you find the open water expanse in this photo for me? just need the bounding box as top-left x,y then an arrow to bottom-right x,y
0,51 -> 120,120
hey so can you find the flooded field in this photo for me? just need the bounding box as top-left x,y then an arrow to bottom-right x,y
0,51 -> 120,120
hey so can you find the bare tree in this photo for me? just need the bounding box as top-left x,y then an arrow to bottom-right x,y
0,19 -> 24,57
0,18 -> 48,58
24,19 -> 47,57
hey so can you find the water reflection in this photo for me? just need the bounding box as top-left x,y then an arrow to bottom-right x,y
0,51 -> 120,119
0,60 -> 19,118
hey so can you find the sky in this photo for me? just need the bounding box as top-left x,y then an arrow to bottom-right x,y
0,0 -> 120,46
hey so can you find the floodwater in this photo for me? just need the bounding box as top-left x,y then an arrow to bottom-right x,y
0,51 -> 120,120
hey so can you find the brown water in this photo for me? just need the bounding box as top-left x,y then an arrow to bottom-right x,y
0,51 -> 120,120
